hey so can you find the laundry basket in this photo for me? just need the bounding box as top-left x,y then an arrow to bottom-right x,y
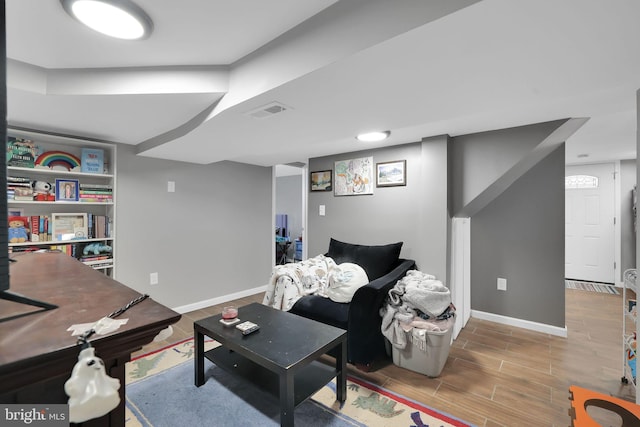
389,317 -> 454,377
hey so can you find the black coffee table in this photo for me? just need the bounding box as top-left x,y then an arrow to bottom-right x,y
194,302 -> 347,427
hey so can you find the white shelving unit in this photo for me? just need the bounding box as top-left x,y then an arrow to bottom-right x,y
7,128 -> 116,277
622,268 -> 639,403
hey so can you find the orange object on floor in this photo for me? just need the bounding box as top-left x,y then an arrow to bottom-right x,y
569,385 -> 640,426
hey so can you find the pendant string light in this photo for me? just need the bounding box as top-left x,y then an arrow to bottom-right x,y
60,0 -> 153,40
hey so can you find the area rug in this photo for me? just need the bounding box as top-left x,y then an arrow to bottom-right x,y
565,279 -> 620,295
124,338 -> 474,427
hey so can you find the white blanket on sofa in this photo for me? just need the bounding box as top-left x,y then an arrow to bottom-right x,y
262,255 -> 337,311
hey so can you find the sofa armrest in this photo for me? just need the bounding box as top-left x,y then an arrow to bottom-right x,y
346,258 -> 416,365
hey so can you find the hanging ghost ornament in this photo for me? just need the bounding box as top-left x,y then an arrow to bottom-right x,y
64,346 -> 121,423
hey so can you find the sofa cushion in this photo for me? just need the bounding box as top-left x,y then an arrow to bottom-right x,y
327,263 -> 369,303
327,238 -> 403,281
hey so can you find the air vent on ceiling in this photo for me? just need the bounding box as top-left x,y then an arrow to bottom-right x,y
246,102 -> 292,119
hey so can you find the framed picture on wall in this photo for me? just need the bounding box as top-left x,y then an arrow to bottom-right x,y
376,160 -> 406,187
310,170 -> 332,192
334,157 -> 374,196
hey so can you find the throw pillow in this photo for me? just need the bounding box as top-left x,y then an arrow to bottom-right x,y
327,263 -> 369,303
327,238 -> 403,280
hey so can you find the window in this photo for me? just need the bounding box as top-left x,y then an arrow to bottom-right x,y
565,175 -> 599,189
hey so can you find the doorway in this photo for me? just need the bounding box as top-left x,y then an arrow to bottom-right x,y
565,163 -> 616,283
274,164 -> 306,265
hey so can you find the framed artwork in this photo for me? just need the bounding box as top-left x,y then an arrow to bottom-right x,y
334,156 -> 374,196
376,160 -> 407,187
55,178 -> 79,202
310,170 -> 332,192
51,213 -> 88,241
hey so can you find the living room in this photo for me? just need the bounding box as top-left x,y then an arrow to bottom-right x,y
2,1 -> 640,425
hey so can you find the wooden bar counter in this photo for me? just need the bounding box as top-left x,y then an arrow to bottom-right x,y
0,251 -> 181,426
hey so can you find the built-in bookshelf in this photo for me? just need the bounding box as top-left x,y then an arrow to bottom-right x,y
6,128 -> 116,276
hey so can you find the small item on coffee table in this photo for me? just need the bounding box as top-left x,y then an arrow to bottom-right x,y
219,317 -> 241,326
222,305 -> 238,319
236,321 -> 260,335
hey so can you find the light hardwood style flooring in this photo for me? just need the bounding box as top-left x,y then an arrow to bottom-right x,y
136,289 -> 633,427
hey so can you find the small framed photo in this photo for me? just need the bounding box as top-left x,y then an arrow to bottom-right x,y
51,213 -> 88,241
55,179 -> 79,202
376,160 -> 407,187
310,170 -> 332,192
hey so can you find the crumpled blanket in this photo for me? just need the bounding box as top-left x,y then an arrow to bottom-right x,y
381,270 -> 453,350
262,255 -> 337,311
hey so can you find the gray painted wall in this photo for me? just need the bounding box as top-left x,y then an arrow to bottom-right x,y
450,120 -> 566,216
621,159 -> 637,276
276,174 -> 303,259
307,136 -> 450,283
470,145 -> 566,327
115,144 -> 273,308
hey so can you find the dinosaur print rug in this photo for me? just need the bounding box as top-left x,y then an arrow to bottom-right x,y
124,338 -> 473,427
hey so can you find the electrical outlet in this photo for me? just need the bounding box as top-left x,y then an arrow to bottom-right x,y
319,205 -> 326,216
150,272 -> 159,285
167,181 -> 175,192
497,277 -> 507,291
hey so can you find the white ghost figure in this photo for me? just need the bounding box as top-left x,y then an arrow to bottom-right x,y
64,346 -> 121,423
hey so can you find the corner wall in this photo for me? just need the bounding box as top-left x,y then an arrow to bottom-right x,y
115,144 -> 273,309
470,145 -> 565,327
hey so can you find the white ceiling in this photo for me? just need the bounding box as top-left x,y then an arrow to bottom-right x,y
6,0 -> 639,168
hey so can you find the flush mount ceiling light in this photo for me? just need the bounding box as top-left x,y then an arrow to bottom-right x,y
356,131 -> 391,142
61,0 -> 153,40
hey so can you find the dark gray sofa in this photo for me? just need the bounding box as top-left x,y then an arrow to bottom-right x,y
289,238 -> 416,370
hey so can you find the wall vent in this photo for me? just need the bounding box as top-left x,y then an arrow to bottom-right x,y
246,102 -> 291,119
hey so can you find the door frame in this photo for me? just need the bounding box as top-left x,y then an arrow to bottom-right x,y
565,161 -> 621,285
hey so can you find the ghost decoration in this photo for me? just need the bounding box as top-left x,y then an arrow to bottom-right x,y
64,346 -> 121,423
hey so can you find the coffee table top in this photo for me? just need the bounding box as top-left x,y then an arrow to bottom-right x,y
195,302 -> 346,371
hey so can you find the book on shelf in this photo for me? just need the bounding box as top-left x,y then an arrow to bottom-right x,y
81,148 -> 105,174
7,137 -> 37,168
79,183 -> 112,189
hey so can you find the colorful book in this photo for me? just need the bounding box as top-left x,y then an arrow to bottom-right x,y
81,148 -> 104,174
7,137 -> 37,168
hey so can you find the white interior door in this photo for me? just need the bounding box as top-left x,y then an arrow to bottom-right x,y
565,163 -> 615,283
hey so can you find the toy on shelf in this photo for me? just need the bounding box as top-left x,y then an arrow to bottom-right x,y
8,216 -> 30,243
32,180 -> 55,201
83,243 -> 112,256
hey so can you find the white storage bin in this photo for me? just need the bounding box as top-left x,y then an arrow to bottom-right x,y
390,326 -> 453,377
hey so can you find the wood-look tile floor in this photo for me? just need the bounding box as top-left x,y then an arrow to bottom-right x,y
135,289 -> 635,427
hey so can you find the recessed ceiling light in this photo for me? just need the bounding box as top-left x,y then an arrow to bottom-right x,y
356,131 -> 390,142
61,0 -> 153,40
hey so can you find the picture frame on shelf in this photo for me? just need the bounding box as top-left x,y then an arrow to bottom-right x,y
376,160 -> 407,187
310,170 -> 332,192
55,178 -> 79,202
51,213 -> 88,241
8,208 -> 25,217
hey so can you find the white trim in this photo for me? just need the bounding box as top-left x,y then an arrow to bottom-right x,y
614,160 -> 622,285
171,285 -> 267,314
471,309 -> 567,338
450,217 -> 471,340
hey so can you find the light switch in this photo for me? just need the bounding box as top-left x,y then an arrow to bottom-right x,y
319,205 -> 326,216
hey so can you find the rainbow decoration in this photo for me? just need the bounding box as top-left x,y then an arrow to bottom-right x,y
35,151 -> 81,171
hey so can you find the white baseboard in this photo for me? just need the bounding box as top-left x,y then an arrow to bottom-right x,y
171,285 -> 267,314
471,310 -> 567,338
